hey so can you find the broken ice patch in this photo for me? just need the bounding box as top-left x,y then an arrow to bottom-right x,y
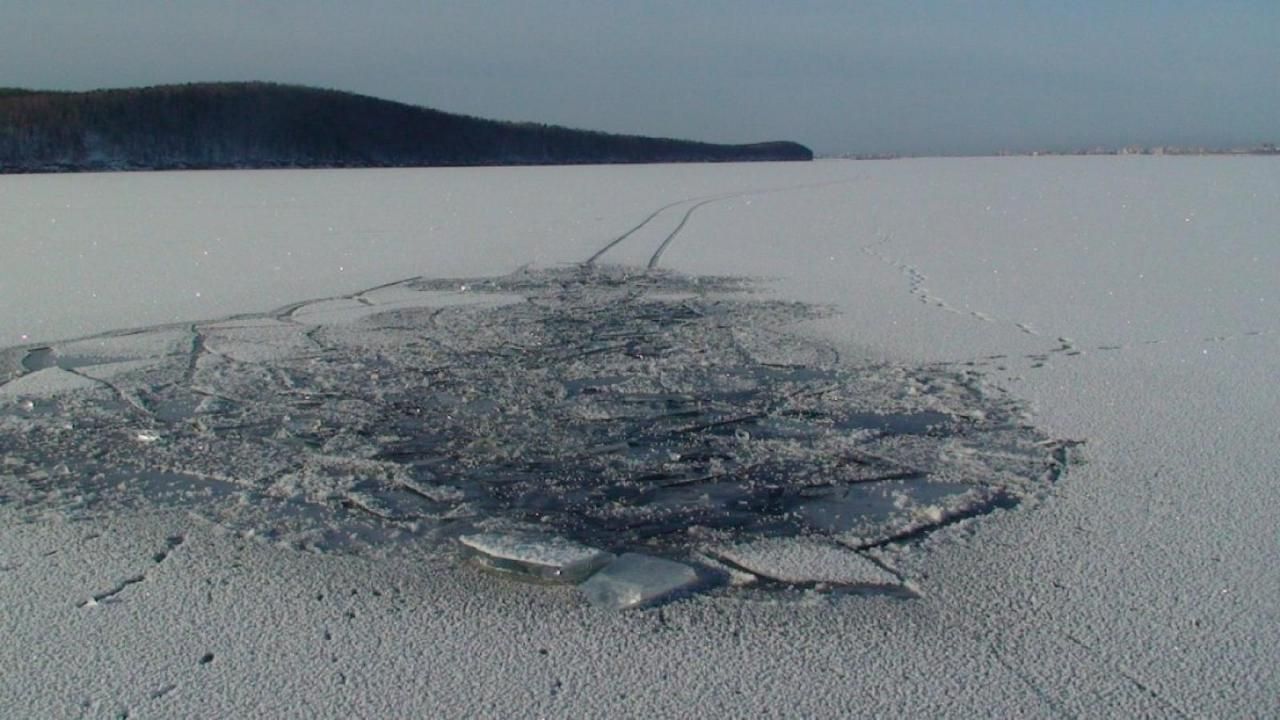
0,266 -> 1073,607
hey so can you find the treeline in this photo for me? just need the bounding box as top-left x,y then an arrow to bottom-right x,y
0,82 -> 812,172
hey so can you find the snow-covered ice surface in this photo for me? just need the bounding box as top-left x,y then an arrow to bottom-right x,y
706,536 -> 905,591
2,158 -> 1278,716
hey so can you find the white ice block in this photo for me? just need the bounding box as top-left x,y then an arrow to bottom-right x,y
578,553 -> 700,610
459,532 -> 613,584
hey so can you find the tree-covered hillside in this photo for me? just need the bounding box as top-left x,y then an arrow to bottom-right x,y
0,82 -> 812,172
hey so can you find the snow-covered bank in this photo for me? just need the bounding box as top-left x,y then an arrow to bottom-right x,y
2,158 -> 1278,717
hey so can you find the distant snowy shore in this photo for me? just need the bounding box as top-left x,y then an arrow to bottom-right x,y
0,83 -> 813,174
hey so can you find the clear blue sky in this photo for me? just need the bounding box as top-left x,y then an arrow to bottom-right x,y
4,1 -> 1277,155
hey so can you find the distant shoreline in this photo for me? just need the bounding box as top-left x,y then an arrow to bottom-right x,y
0,157 -> 820,176
825,144 -> 1279,161
0,82 -> 813,174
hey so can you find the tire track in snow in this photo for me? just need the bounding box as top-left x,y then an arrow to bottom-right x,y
583,197 -> 706,267
646,197 -> 725,270
586,177 -> 870,270
584,190 -> 752,268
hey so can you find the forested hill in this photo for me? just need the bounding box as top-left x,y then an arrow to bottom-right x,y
0,82 -> 812,173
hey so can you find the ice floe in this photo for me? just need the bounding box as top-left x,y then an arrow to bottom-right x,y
579,553 -> 701,610
459,532 -> 613,584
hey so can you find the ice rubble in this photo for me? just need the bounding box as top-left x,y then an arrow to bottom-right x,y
0,266 -> 1065,606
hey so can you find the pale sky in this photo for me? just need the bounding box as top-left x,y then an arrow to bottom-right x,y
4,1 -> 1277,155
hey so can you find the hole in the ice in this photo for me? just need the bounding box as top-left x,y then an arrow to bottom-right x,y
19,347 -> 140,373
20,347 -> 57,372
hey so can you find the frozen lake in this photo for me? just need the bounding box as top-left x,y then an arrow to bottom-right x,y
2,158 -> 1278,716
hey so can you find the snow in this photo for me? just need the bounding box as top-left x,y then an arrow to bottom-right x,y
0,165 -> 830,349
2,157 -> 1279,716
706,536 -> 903,589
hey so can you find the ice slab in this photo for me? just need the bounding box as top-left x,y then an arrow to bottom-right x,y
202,324 -> 315,363
0,366 -> 102,397
578,553 -> 701,610
75,358 -> 165,381
797,481 -> 1009,548
707,537 -> 899,587
58,329 -> 192,364
459,532 -> 613,584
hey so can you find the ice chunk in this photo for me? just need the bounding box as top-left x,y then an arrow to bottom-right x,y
459,532 -> 613,584
707,537 -> 899,587
578,553 -> 700,610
